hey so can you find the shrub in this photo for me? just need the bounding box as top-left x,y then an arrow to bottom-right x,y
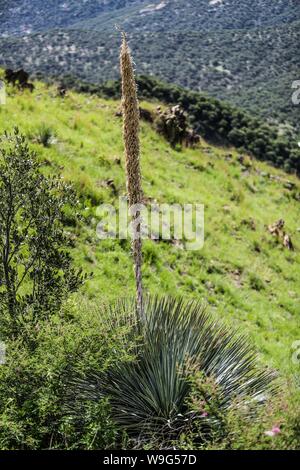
249,273 -> 265,291
67,296 -> 276,449
0,129 -> 85,338
34,123 -> 56,147
180,385 -> 300,450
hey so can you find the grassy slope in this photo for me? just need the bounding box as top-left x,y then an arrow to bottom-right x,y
0,81 -> 299,380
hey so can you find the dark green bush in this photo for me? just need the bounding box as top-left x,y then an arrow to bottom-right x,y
0,300 -> 135,449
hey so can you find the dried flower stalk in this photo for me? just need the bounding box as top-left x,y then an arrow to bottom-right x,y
120,34 -> 144,319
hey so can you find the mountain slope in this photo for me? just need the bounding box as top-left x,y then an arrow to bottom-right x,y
0,1 -> 299,130
0,80 -> 299,376
0,0 -> 142,36
72,0 -> 299,32
0,0 -> 298,36
1,20 -> 298,130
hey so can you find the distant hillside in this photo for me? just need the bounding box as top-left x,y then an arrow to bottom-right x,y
74,0 -> 299,31
0,0 -> 141,35
0,0 -> 299,130
0,0 -> 297,35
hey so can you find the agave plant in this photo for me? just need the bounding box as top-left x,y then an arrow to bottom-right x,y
65,296 -> 276,446
65,38 -> 276,448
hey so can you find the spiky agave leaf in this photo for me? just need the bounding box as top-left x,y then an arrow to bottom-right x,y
65,296 -> 276,444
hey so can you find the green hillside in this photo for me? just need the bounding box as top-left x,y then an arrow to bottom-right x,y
1,80 -> 299,380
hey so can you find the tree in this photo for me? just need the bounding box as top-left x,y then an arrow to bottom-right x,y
0,129 -> 84,337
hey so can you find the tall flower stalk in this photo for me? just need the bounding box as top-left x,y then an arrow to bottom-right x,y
120,34 -> 144,320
